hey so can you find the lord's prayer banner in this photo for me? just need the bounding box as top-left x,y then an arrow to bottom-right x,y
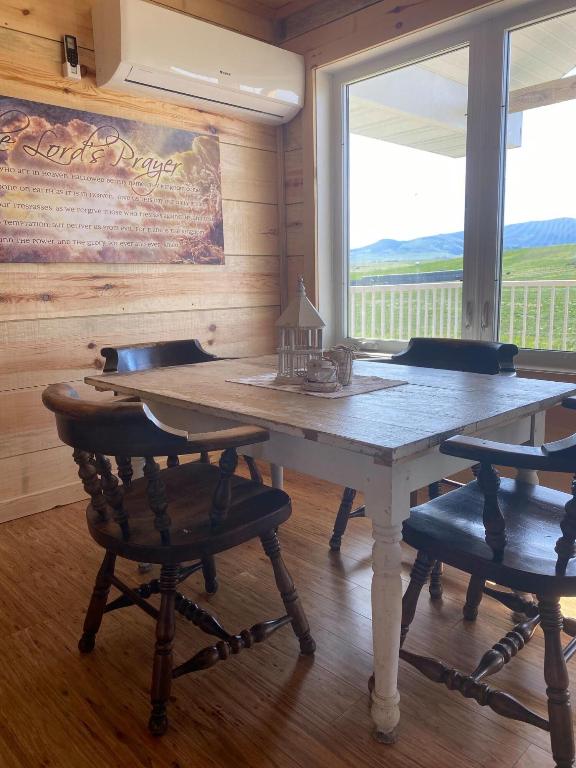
0,96 -> 224,263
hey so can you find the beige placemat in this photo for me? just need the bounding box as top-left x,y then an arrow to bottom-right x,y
227,372 -> 407,399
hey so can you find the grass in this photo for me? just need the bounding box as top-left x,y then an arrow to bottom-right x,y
350,243 -> 576,282
350,244 -> 576,351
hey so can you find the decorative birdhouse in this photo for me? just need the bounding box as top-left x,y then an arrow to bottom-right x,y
275,276 -> 325,384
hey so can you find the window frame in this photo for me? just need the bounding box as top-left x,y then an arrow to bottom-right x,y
317,0 -> 576,370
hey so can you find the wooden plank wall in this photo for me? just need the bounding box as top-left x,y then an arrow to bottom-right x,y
0,0 -> 280,521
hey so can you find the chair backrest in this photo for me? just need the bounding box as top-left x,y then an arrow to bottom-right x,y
101,339 -> 218,374
42,383 -> 268,458
43,383 -> 269,544
390,338 -> 518,375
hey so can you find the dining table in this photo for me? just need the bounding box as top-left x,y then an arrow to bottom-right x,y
87,354 -> 576,744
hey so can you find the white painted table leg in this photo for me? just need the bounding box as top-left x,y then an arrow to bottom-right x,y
513,412 -> 544,613
365,466 -> 410,743
516,412 -> 545,486
370,519 -> 403,742
270,464 -> 284,489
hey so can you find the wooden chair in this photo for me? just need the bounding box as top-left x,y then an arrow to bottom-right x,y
42,382 -> 315,735
101,336 -> 263,499
398,429 -> 576,768
100,338 -> 219,374
100,339 -> 219,475
330,337 -> 518,599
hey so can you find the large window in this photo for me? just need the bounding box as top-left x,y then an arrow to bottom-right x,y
324,0 -> 576,366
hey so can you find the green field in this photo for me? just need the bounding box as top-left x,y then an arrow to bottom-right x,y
350,244 -> 576,350
351,243 -> 576,281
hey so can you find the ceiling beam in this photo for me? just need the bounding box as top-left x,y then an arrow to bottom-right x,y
509,74 -> 576,113
276,0 -> 385,41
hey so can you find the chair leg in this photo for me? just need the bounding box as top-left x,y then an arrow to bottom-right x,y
330,487 -> 357,552
429,560 -> 444,601
149,564 -> 178,736
201,555 -> 218,594
401,550 -> 434,647
463,575 -> 486,622
115,456 -> 134,487
260,530 -> 316,655
539,596 -> 575,768
78,551 -> 116,653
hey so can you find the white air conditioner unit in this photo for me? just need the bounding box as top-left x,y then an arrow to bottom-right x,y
92,0 -> 305,125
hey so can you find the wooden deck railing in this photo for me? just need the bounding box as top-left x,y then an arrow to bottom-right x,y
349,279 -> 576,351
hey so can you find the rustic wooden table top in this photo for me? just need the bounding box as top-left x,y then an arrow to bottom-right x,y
87,356 -> 576,463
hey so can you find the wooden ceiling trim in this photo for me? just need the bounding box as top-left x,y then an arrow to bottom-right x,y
273,0 -> 320,20
276,0 -> 385,41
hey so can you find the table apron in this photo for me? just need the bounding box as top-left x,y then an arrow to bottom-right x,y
143,398 -> 537,497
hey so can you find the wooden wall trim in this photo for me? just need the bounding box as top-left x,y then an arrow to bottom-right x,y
283,0 -> 503,58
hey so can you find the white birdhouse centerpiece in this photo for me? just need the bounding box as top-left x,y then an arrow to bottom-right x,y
275,276 -> 325,384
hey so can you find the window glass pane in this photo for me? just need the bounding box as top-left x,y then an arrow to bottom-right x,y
346,47 -> 468,342
499,12 -> 576,351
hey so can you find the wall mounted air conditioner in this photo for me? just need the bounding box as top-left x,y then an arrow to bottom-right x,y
92,0 -> 305,125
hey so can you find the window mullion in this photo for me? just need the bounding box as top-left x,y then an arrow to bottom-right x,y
461,22 -> 508,341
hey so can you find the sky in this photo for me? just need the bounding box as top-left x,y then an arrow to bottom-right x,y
349,98 -> 576,249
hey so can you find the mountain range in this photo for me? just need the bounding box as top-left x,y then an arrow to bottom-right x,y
350,217 -> 576,264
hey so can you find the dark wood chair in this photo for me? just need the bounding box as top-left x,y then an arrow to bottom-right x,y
100,338 -> 219,374
42,382 -> 315,735
100,339 -> 220,476
398,430 -> 576,768
101,336 -> 263,490
330,337 -> 518,600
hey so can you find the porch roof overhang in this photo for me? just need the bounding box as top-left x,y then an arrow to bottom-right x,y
349,13 -> 576,158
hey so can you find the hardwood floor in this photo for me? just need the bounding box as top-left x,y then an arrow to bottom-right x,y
0,464 -> 573,768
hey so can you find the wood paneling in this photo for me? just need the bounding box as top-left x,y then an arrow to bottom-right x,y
0,386 -> 62,461
222,200 -> 279,254
0,0 -> 282,519
0,445 -> 83,523
286,202 -> 304,256
283,0 -> 500,57
283,110 -> 303,152
278,0 -> 383,40
287,254 -> 305,299
0,305 -> 279,390
220,144 -> 278,203
284,148 -> 304,205
0,257 -> 279,323
0,0 -> 275,48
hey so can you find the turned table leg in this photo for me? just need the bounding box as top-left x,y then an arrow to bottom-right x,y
366,469 -> 409,744
370,520 -> 403,742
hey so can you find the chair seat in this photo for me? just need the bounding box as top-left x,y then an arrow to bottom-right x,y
87,461 -> 291,564
403,477 -> 576,595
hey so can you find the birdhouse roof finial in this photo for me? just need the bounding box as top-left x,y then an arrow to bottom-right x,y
275,276 -> 325,329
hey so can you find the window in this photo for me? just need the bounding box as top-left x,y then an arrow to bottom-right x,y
321,0 -> 576,367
